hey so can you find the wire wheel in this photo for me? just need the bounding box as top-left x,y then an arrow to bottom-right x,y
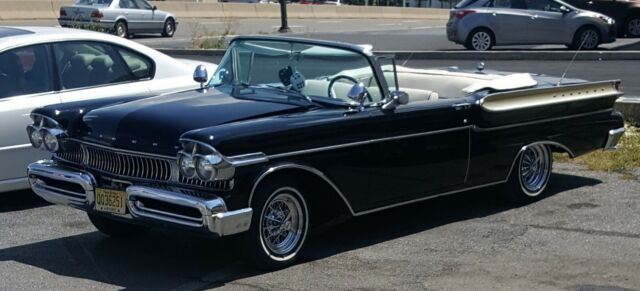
471,30 -> 492,51
518,145 -> 552,196
627,18 -> 640,37
259,187 -> 306,259
578,28 -> 599,49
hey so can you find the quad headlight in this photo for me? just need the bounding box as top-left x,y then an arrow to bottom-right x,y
177,140 -> 235,182
26,115 -> 66,153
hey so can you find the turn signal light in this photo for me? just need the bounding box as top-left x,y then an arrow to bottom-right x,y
453,10 -> 475,19
614,81 -> 623,92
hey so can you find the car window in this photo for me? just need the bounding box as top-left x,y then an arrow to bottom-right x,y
455,0 -> 491,8
75,0 -> 113,6
116,47 -> 154,79
0,45 -> 53,99
493,0 -> 512,8
119,0 -> 138,9
53,42 -> 136,90
132,0 -> 152,9
525,0 -> 562,11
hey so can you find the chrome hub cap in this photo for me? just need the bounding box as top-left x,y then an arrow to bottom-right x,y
260,189 -> 305,257
628,19 -> 640,36
519,145 -> 551,196
166,22 -> 174,35
117,25 -> 126,37
579,30 -> 599,49
472,31 -> 491,51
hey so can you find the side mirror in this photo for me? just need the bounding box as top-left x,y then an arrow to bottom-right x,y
559,5 -> 571,14
382,91 -> 409,111
193,65 -> 208,88
348,82 -> 368,105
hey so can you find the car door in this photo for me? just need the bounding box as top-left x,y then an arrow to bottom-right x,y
0,44 -> 58,188
117,0 -> 144,32
490,4 -> 536,44
52,41 -> 156,104
354,98 -> 472,211
525,0 -> 567,44
132,0 -> 156,31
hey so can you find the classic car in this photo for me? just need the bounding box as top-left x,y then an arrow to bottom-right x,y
26,36 -> 625,269
0,26 -> 216,193
59,0 -> 177,38
448,0 -> 617,50
563,0 -> 640,37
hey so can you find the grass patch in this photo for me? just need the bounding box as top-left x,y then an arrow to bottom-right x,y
554,126 -> 640,173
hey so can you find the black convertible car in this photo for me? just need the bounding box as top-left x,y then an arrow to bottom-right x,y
26,36 -> 625,269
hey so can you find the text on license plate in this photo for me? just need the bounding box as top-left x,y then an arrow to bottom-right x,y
95,188 -> 126,214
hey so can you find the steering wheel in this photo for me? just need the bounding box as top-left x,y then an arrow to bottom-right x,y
327,75 -> 372,102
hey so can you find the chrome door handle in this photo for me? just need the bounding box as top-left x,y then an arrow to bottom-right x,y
452,103 -> 471,110
531,15 -> 538,19
587,1 -> 593,4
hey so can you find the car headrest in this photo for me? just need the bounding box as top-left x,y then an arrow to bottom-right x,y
91,56 -> 114,69
70,54 -> 95,67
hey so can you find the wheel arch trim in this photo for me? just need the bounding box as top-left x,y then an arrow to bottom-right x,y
505,140 -> 573,182
248,163 -> 357,216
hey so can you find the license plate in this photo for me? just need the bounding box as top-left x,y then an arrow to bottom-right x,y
95,188 -> 126,214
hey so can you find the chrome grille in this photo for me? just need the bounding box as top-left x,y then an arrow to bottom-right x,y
56,146 -> 83,165
179,175 -> 233,190
85,146 -> 172,181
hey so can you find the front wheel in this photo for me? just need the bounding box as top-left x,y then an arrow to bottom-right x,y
466,29 -> 494,51
243,181 -> 310,270
503,144 -> 553,204
114,20 -> 128,38
570,27 -> 600,50
625,16 -> 640,38
162,18 -> 175,37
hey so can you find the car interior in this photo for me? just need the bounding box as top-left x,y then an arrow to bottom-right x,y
0,46 -> 51,99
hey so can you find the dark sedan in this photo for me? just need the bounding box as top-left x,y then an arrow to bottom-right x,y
564,0 -> 640,37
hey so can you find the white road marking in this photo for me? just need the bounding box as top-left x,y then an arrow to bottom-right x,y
379,23 -> 401,26
198,21 -> 224,25
317,20 -> 342,23
411,26 -> 445,30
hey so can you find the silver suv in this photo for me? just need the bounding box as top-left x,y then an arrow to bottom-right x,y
446,0 -> 617,50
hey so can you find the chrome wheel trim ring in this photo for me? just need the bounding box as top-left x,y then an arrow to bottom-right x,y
628,18 -> 640,36
472,31 -> 491,51
116,23 -> 126,37
166,21 -> 174,35
580,29 -> 599,49
259,187 -> 308,261
518,145 -> 551,196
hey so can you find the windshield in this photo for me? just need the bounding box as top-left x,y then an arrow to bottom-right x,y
74,0 -> 112,6
210,39 -> 385,105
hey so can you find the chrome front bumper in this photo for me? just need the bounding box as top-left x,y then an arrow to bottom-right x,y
28,160 -> 252,237
604,127 -> 625,151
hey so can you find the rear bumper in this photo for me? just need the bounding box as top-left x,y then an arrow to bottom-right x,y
28,160 -> 252,237
604,127 -> 625,150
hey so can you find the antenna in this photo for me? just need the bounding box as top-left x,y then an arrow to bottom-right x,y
401,52 -> 414,67
557,35 -> 587,86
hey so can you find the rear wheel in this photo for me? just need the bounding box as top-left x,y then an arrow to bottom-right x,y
569,26 -> 600,50
503,144 -> 553,204
466,28 -> 494,51
162,18 -> 175,37
88,213 -> 150,237
625,15 -> 640,37
114,20 -> 128,38
243,180 -> 310,270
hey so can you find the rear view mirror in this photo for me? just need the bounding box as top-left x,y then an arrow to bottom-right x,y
348,82 -> 368,104
382,91 -> 410,111
193,65 -> 208,88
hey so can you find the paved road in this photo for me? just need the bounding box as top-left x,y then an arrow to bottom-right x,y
3,18 -> 640,50
1,163 -> 638,290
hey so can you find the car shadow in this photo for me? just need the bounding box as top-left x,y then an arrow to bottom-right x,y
0,190 -> 49,213
0,172 -> 601,290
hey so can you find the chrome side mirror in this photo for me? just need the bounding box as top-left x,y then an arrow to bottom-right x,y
348,82 -> 368,105
559,5 -> 571,14
382,91 -> 409,111
193,65 -> 208,88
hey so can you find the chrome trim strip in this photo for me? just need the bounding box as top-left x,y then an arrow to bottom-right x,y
0,143 -> 32,151
267,126 -> 472,160
30,113 -> 60,127
248,163 -> 357,216
227,152 -> 269,167
604,127 -> 625,151
473,108 -> 613,132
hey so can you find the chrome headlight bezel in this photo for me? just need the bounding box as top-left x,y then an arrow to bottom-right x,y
26,114 -> 66,153
177,139 -> 235,181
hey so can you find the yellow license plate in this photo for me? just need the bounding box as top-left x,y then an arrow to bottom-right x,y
95,188 -> 126,214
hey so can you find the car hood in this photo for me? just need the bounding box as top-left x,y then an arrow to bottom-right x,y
79,89 -> 303,156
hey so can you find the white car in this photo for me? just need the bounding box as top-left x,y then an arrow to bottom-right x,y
0,26 -> 216,193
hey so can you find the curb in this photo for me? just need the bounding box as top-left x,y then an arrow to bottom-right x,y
615,97 -> 640,126
159,49 -> 640,61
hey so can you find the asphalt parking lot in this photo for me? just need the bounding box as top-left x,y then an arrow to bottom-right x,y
1,163 -> 639,290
